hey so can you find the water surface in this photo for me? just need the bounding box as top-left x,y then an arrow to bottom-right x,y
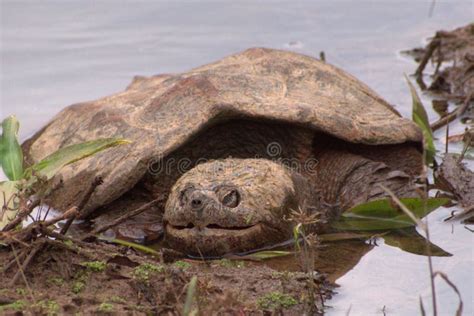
1,1 -> 473,315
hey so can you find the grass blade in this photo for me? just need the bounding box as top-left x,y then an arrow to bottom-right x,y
419,296 -> 426,316
226,250 -> 292,261
433,272 -> 463,316
405,75 -> 436,165
100,238 -> 160,257
0,116 -> 24,180
25,138 -> 131,179
183,276 -> 198,316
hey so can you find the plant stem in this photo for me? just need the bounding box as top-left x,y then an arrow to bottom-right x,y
425,220 -> 437,316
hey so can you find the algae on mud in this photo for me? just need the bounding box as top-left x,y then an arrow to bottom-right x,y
0,242 -> 333,314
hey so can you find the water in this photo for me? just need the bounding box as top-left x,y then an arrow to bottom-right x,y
1,1 -> 473,315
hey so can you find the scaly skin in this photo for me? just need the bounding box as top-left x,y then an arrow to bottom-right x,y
163,154 -> 419,256
164,159 -> 310,255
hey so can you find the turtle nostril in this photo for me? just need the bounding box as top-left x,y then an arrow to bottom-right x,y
191,198 -> 202,209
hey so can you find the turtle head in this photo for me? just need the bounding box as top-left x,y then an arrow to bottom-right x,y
163,158 -> 302,256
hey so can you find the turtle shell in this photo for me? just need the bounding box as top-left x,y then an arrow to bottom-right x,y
23,48 -> 422,214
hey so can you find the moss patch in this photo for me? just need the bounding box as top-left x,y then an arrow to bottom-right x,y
173,260 -> 191,270
33,299 -> 60,315
257,291 -> 298,310
217,259 -> 245,268
81,260 -> 107,272
0,300 -> 27,312
98,302 -> 114,313
132,263 -> 164,283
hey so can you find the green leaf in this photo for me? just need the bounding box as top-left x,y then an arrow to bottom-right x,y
332,216 -> 416,231
405,75 -> 436,165
332,197 -> 450,231
347,197 -> 450,218
226,250 -> 292,261
0,116 -> 24,180
383,229 -> 452,257
24,138 -> 131,180
0,181 -> 21,230
293,223 -> 302,251
100,238 -> 160,257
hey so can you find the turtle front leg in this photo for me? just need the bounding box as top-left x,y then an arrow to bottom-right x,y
313,149 -> 420,214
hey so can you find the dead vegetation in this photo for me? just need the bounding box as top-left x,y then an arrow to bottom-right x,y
404,23 -> 474,133
0,235 -> 333,315
405,23 -> 473,220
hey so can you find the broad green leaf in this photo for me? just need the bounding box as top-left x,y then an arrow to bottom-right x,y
332,216 -> 417,231
0,180 -> 21,230
383,229 -> 452,257
405,76 -> 436,165
346,197 -> 450,219
332,197 -> 450,231
24,138 -> 131,179
226,250 -> 292,261
0,116 -> 24,180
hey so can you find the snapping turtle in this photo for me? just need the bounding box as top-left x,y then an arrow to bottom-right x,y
23,48 -> 423,255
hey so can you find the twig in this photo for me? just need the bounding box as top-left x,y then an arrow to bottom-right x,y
42,227 -> 89,248
319,51 -> 326,62
345,305 -> 352,316
2,197 -> 41,232
378,183 -> 438,315
433,272 -> 463,316
3,248 -> 27,272
415,39 -> 440,81
430,93 -> 472,131
42,205 -> 52,222
419,297 -> 426,316
11,245 -> 35,302
444,205 -> 474,222
42,206 -> 78,227
11,236 -> 31,248
0,207 -> 77,247
424,217 -> 437,316
60,176 -> 103,235
88,197 -> 163,236
428,0 -> 436,17
458,130 -> 472,163
10,242 -> 44,287
41,238 -> 92,256
445,122 -> 449,154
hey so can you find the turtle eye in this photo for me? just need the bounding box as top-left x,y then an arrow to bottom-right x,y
220,189 -> 240,208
